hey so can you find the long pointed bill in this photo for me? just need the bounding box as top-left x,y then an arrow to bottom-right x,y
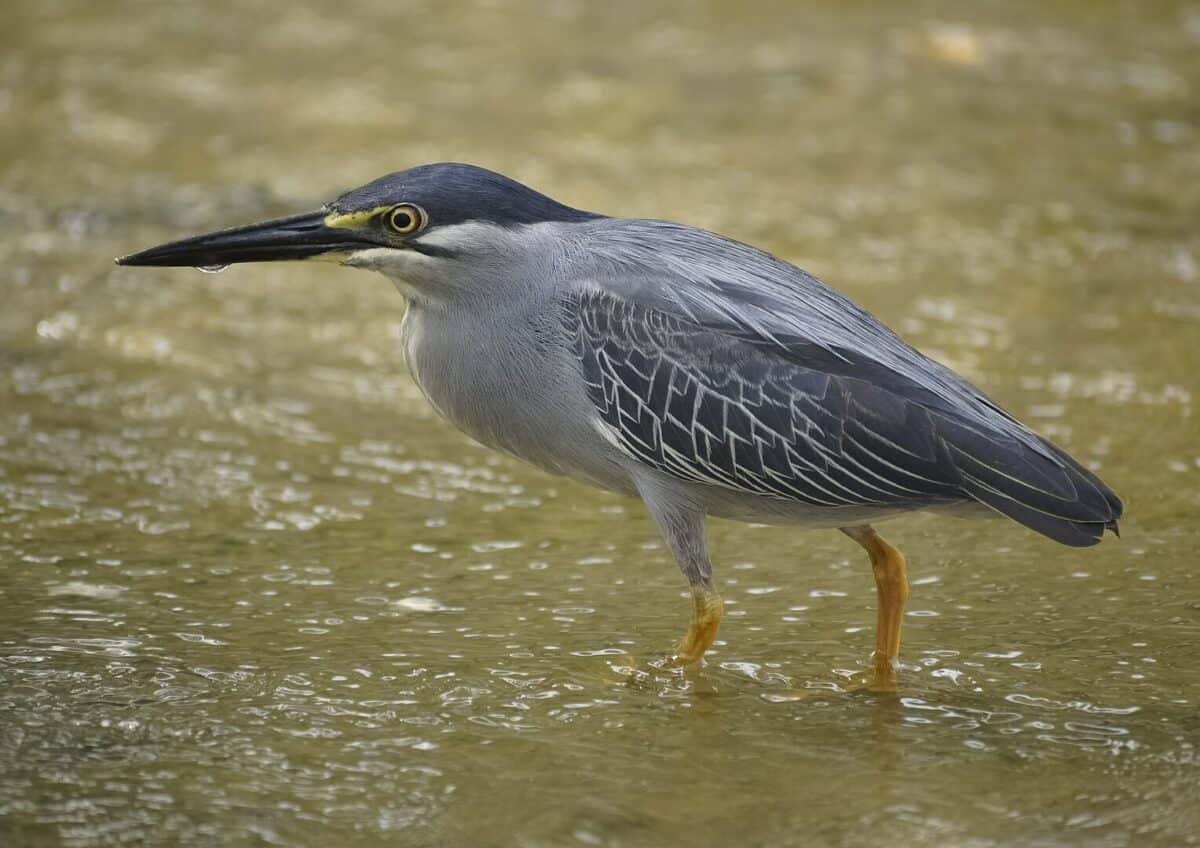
115,210 -> 376,267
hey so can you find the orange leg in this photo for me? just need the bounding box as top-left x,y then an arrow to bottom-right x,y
665,585 -> 725,666
842,525 -> 909,690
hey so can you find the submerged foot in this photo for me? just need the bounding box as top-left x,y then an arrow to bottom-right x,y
664,587 -> 724,667
868,653 -> 900,692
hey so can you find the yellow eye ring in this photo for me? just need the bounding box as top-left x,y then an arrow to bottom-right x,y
386,203 -> 427,235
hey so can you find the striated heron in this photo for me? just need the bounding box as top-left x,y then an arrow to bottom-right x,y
118,163 -> 1122,688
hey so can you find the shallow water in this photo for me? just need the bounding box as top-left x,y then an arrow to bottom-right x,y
2,1 -> 1199,845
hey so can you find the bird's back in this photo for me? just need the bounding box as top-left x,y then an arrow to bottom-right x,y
565,218 -> 1122,546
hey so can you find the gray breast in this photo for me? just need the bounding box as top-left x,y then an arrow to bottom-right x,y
399,300 -> 635,495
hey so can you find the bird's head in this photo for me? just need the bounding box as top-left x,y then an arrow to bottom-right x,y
117,163 -> 597,297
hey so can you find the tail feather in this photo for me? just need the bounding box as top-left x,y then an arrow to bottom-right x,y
936,415 -> 1123,547
958,470 -> 1110,546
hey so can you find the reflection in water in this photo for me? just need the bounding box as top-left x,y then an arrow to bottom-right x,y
2,0 -> 1199,845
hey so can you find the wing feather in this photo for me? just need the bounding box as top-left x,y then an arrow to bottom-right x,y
570,289 -> 962,512
567,274 -> 1122,546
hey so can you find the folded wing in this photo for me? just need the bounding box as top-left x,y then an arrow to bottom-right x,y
567,225 -> 1121,546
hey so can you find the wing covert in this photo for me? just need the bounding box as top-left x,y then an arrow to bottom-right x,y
569,290 -> 964,510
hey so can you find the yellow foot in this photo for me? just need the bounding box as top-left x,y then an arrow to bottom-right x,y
869,652 -> 900,693
842,525 -> 909,691
602,586 -> 723,683
664,586 -> 724,666
773,657 -> 902,699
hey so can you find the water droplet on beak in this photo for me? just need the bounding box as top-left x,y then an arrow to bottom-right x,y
194,264 -> 229,274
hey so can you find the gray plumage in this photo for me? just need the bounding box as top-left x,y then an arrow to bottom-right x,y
117,162 -> 1122,672
565,220 -> 1121,546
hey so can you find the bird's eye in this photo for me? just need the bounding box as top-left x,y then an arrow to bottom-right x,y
386,203 -> 427,235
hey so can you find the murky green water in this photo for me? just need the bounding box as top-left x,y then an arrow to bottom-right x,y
3,1 -> 1199,845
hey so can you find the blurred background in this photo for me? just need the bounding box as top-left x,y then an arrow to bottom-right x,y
2,1 -> 1198,845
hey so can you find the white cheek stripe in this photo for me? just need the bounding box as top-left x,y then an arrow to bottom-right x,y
413,221 -> 508,252
342,247 -> 408,266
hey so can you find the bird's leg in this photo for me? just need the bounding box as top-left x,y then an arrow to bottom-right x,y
637,482 -> 723,666
841,525 -> 909,689
671,581 -> 725,666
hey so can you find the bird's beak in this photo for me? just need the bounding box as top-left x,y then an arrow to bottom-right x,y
115,209 -> 377,267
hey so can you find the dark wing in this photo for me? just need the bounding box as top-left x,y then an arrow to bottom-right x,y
570,290 -> 963,510
568,287 -> 1121,546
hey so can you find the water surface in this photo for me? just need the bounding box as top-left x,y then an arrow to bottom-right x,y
2,2 -> 1199,845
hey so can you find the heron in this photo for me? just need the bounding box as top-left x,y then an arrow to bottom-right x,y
117,163 -> 1122,688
